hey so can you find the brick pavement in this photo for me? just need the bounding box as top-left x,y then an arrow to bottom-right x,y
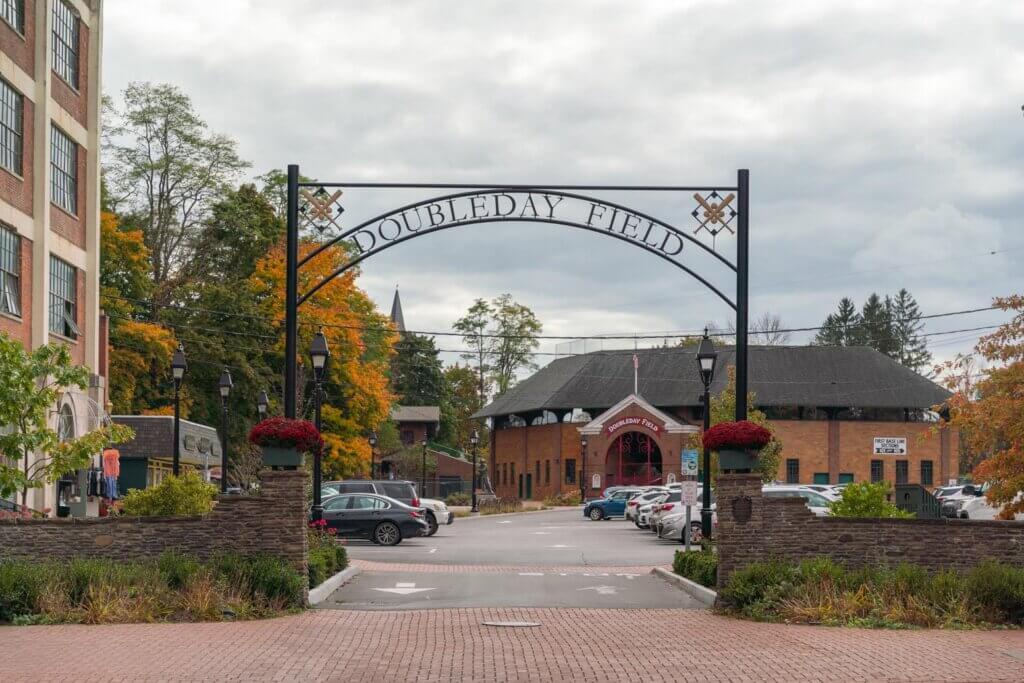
1,607 -> 1021,682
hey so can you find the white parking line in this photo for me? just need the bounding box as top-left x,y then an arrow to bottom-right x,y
428,548 -> 438,554
518,572 -> 544,576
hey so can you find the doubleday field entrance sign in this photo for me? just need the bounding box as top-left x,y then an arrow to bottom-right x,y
281,166 -> 752,418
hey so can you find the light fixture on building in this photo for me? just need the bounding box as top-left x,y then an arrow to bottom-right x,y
257,390 -> 269,418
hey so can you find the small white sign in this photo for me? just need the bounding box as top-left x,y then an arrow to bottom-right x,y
873,437 -> 908,455
680,480 -> 699,507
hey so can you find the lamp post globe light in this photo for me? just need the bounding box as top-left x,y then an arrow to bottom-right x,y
580,435 -> 588,501
171,345 -> 187,476
695,328 -> 718,540
470,429 -> 480,513
257,390 -> 269,419
310,329 -> 330,521
368,431 -> 378,479
218,368 -> 233,494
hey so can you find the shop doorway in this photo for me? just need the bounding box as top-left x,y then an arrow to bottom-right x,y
606,431 -> 662,486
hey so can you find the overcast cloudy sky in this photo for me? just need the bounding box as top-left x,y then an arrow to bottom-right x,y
104,1 -> 1022,371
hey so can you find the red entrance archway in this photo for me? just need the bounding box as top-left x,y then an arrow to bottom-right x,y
606,431 -> 662,486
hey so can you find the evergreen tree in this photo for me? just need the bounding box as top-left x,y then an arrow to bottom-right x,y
891,288 -> 932,373
813,297 -> 862,346
861,293 -> 899,358
390,333 -> 446,406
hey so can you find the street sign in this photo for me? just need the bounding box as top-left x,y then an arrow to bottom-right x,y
680,480 -> 699,506
873,437 -> 907,455
681,448 -> 699,476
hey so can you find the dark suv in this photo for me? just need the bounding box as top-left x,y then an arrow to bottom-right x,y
324,480 -> 420,508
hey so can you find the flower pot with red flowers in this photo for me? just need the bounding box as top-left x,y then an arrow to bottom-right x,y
702,420 -> 772,472
248,417 -> 322,469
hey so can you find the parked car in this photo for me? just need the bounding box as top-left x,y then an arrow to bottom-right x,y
651,490 -> 716,536
322,479 -> 448,535
625,488 -> 669,522
318,493 -> 429,545
648,490 -> 682,532
761,485 -> 834,516
635,495 -> 666,528
583,487 -> 643,520
658,507 -> 717,543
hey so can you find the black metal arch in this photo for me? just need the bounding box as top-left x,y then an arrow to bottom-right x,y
283,166 -> 750,427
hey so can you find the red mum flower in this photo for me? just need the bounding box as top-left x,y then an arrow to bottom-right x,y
249,417 -> 322,452
702,420 -> 772,452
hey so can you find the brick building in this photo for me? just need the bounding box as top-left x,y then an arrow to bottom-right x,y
0,1 -> 105,514
476,346 -> 957,501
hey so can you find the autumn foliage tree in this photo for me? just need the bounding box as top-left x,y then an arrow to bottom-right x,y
939,295 -> 1024,519
250,240 -> 395,479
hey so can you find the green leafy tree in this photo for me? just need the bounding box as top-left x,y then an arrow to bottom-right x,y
103,82 -> 249,291
390,333 -> 446,406
0,335 -> 134,505
438,363 -> 487,450
453,293 -> 542,400
891,288 -> 932,373
688,366 -> 782,483
453,298 -> 493,407
827,481 -> 914,518
813,297 -> 862,346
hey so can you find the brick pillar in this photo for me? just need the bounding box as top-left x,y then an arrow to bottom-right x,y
257,469 -> 309,580
939,427 -> 951,485
827,412 -> 840,484
715,473 -> 766,591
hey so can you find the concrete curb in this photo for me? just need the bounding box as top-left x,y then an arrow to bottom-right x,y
309,565 -> 362,606
651,566 -> 717,607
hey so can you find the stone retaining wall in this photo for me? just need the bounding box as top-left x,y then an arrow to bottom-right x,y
0,470 -> 308,574
716,473 -> 1024,588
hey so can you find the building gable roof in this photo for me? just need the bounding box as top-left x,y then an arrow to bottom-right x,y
474,346 -> 951,418
391,405 -> 441,423
577,393 -> 699,435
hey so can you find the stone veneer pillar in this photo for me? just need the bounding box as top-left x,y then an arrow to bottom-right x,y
714,473 -> 766,590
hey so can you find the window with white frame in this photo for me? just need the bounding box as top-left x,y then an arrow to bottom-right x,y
1,0 -> 23,34
50,126 -> 77,214
52,0 -> 79,88
0,224 -> 19,316
0,78 -> 22,176
49,255 -> 79,338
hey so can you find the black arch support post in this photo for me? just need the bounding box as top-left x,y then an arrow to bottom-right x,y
734,169 -> 750,421
284,164 -> 299,418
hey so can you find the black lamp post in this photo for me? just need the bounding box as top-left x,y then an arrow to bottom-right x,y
421,438 -> 428,498
696,328 -> 718,539
218,368 -> 233,493
171,345 -> 187,476
368,431 -> 378,479
257,390 -> 269,420
580,435 -> 588,501
470,429 -> 480,512
310,329 -> 330,521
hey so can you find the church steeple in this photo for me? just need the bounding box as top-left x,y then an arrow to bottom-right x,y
390,287 -> 406,333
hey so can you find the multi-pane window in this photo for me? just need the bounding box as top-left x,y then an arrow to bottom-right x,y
920,460 -> 934,487
52,0 -> 79,88
565,459 -> 576,485
895,460 -> 909,485
785,459 -> 799,484
870,460 -> 884,483
0,224 -> 19,316
1,0 -> 23,34
49,255 -> 79,338
51,126 -> 77,214
0,78 -> 22,175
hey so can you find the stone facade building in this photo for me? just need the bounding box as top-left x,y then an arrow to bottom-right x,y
0,1 -> 106,515
476,346 -> 956,501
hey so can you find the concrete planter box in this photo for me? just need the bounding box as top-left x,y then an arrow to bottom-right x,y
718,449 -> 758,472
261,446 -> 304,468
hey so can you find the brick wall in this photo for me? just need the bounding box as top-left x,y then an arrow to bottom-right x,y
49,19 -> 89,127
715,473 -> 1024,589
0,97 -> 34,217
0,231 -> 30,344
0,0 -> 35,75
0,470 -> 309,579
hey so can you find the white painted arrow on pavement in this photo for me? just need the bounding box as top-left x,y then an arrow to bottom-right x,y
372,582 -> 436,595
578,585 -> 618,595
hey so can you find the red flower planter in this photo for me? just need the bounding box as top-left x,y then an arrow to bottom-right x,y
249,418 -> 322,468
702,420 -> 772,472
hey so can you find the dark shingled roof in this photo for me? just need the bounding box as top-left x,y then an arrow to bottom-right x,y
474,346 -> 950,418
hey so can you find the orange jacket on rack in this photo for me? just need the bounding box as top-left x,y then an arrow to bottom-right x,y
102,448 -> 120,478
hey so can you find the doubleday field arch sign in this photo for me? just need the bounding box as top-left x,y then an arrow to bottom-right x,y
282,167 -> 752,421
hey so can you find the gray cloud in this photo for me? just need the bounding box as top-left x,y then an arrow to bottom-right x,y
104,1 -> 1023,369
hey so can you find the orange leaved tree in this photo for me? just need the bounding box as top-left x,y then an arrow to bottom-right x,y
250,239 -> 395,479
938,295 -> 1024,519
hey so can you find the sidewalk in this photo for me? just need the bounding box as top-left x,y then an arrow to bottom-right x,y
2,607 -> 1021,682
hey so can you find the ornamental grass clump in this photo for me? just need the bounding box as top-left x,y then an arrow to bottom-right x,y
248,417 -> 322,452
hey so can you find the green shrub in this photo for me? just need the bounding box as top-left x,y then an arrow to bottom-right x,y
0,552 -> 306,625
718,560 -> 798,619
120,471 -> 217,517
445,492 -> 471,506
673,550 -> 717,587
965,560 -> 1024,624
543,491 -> 582,507
827,482 -> 914,519
307,524 -> 349,588
479,497 -> 524,515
